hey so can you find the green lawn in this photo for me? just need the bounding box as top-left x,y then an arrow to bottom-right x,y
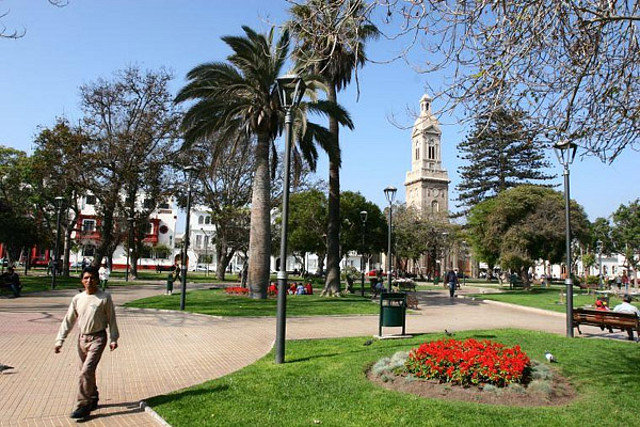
147,329 -> 640,426
469,286 -> 639,313
125,288 -> 381,317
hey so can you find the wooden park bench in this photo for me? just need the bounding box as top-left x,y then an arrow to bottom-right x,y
395,281 -> 417,293
156,265 -> 175,273
572,308 -> 639,340
509,274 -> 529,290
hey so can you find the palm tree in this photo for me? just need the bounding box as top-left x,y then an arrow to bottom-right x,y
287,0 -> 379,295
175,26 -> 287,298
176,26 -> 352,298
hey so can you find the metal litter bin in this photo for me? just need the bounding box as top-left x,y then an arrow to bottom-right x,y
166,274 -> 174,294
379,292 -> 407,336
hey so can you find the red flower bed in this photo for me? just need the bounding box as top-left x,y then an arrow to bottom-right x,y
224,286 -> 249,296
405,338 -> 531,387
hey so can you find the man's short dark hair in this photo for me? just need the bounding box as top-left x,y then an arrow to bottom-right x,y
623,295 -> 633,303
82,266 -> 99,280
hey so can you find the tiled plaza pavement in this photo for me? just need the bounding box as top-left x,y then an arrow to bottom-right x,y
0,282 -> 630,426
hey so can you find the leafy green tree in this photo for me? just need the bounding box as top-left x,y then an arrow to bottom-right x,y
456,107 -> 554,216
0,146 -> 45,264
339,191 -> 386,260
591,217 -> 614,255
611,200 -> 640,285
30,119 -> 86,276
467,185 -> 590,283
288,0 -> 379,296
288,189 -> 328,273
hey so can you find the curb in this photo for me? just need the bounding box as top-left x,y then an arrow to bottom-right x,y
140,401 -> 172,427
460,295 -> 566,318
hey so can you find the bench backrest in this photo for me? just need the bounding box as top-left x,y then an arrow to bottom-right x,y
573,308 -> 639,328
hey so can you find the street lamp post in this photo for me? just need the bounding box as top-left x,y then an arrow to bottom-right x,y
461,241 -> 468,287
274,74 -> 306,364
201,228 -> 210,277
180,165 -> 198,311
125,217 -> 135,282
51,196 -> 64,290
384,186 -> 397,292
554,140 -> 578,338
360,210 -> 368,297
597,239 -> 603,289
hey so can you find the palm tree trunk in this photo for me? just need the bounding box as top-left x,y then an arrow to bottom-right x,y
323,84 -> 341,296
247,135 -> 272,299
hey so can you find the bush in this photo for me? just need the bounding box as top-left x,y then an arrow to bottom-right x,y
405,338 -> 531,387
224,286 -> 249,296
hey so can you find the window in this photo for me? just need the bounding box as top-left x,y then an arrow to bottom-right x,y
198,215 -> 204,225
428,145 -> 435,160
431,200 -> 439,213
204,235 -> 209,248
195,234 -> 202,249
85,195 -> 96,205
144,223 -> 153,234
83,245 -> 96,257
141,246 -> 152,259
205,216 -> 211,225
144,199 -> 154,209
82,220 -> 96,233
159,202 -> 170,209
415,144 -> 420,160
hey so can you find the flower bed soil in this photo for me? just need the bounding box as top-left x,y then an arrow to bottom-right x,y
367,368 -> 576,407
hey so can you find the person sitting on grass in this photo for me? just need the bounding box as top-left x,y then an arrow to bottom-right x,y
267,283 -> 277,296
304,282 -> 313,295
612,295 -> 640,341
296,283 -> 305,295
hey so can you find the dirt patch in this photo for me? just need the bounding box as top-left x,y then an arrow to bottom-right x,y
367,369 -> 577,407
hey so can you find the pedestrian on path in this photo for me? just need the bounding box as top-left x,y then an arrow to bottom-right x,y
446,269 -> 458,298
98,262 -> 110,291
54,266 -> 120,419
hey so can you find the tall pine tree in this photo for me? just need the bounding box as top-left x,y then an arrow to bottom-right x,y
455,107 -> 554,216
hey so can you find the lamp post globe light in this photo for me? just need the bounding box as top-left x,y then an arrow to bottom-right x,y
360,210 -> 368,297
51,196 -> 64,290
274,74 -> 306,365
553,140 -> 578,338
597,239 -> 603,288
125,217 -> 135,282
180,165 -> 199,311
384,186 -> 397,292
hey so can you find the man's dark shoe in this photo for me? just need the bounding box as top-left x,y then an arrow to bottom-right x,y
70,405 -> 91,419
91,397 -> 99,410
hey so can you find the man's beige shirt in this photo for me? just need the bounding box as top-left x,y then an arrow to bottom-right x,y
55,290 -> 119,347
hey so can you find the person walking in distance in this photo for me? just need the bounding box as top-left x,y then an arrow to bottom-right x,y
54,266 -> 119,419
446,269 -> 459,298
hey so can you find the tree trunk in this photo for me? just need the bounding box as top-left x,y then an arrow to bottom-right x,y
323,85 -> 341,296
247,135 -> 272,299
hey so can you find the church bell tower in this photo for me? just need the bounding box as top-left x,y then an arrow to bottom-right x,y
404,94 -> 450,218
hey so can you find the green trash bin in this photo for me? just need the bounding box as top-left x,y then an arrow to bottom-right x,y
379,292 -> 407,336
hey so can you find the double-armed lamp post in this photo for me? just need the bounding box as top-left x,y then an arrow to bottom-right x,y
384,186 -> 397,292
360,210 -> 368,297
553,140 -> 578,338
274,74 -> 306,364
180,165 -> 198,311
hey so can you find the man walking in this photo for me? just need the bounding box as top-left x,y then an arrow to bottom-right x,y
446,269 -> 458,298
54,266 -> 119,419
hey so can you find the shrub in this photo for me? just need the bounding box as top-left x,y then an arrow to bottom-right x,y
405,338 -> 531,387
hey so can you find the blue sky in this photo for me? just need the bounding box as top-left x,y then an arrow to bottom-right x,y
1,0 -> 638,221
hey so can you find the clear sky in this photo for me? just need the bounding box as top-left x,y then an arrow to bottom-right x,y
1,0 -> 638,222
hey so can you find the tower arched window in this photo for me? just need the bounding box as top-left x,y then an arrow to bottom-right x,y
428,145 -> 435,160
415,143 -> 420,160
431,200 -> 439,213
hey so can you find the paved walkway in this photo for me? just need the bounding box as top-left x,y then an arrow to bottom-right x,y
0,282 -> 629,426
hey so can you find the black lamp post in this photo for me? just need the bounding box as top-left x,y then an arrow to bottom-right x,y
360,210 -> 368,297
597,239 -> 603,289
180,165 -> 198,311
554,140 -> 578,338
384,186 -> 397,292
201,227 -> 210,277
125,217 -> 135,282
274,74 -> 306,364
461,240 -> 468,286
51,196 -> 64,290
